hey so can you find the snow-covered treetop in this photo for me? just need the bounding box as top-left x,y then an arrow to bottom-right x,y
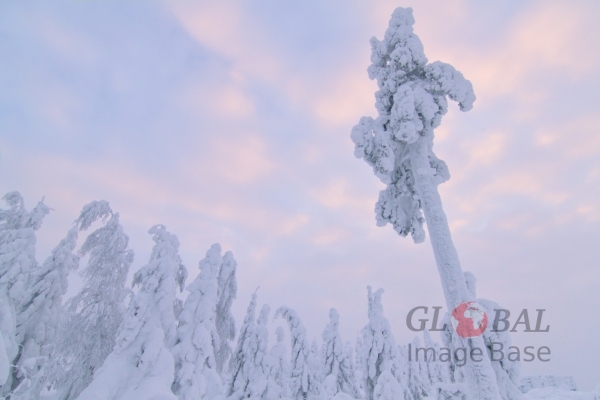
0,192 -> 26,231
118,224 -> 184,351
350,7 -> 475,243
193,243 -> 221,292
275,306 -> 311,399
76,200 -> 112,231
17,225 -> 80,346
0,192 -> 49,299
0,192 -> 48,232
364,7 -> 475,146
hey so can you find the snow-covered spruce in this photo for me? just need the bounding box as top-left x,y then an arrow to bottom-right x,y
215,250 -> 238,375
0,192 -> 49,393
359,287 -> 408,400
11,225 -> 79,399
275,306 -> 322,400
48,202 -> 132,400
406,337 -> 429,400
172,243 -> 223,400
227,291 -> 274,400
321,308 -> 360,399
77,224 -> 185,400
269,326 -> 290,399
422,329 -> 451,388
350,7 -> 501,399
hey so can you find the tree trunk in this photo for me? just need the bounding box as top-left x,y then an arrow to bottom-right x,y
408,137 -> 502,400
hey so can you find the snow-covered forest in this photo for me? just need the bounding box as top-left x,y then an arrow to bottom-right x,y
0,190 -> 495,400
1,192 -> 598,400
1,4 -> 599,400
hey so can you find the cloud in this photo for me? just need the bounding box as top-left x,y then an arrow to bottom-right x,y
2,0 -> 600,389
170,2 -> 283,84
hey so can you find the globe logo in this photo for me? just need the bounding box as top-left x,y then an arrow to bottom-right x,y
451,301 -> 488,338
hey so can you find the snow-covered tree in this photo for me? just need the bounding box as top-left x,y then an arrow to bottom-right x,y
227,292 -> 273,400
275,306 -> 322,400
340,342 -> 357,398
406,337 -> 429,400
321,309 -> 359,399
394,344 -> 411,396
215,250 -> 237,375
307,338 -> 324,400
359,287 -> 409,400
10,226 -> 79,398
172,243 -> 222,400
354,335 -> 364,397
350,7 -> 500,399
48,201 -> 132,400
422,329 -> 451,387
77,224 -> 185,400
467,272 -> 524,400
373,370 -> 404,400
268,326 -> 290,399
0,192 -> 49,393
228,291 -> 258,399
252,303 -> 273,398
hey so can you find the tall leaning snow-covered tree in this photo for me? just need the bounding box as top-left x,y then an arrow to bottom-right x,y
10,226 -> 80,398
48,201 -> 132,400
0,192 -> 49,393
77,224 -> 186,400
172,243 -> 222,400
215,250 -> 237,375
350,7 -> 501,399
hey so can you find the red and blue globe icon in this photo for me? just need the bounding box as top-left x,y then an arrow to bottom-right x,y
451,301 -> 488,338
